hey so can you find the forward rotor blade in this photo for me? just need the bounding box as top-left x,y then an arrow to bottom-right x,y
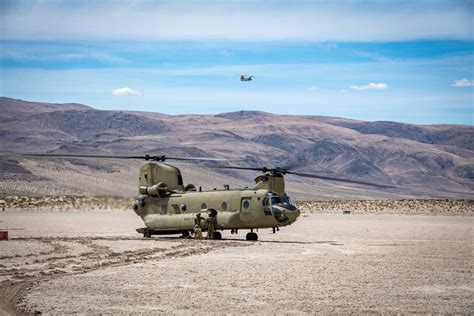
166,156 -> 227,161
218,166 -> 266,172
279,161 -> 310,172
288,171 -> 395,188
22,153 -> 226,162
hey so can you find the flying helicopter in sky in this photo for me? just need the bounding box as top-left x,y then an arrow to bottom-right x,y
240,75 -> 254,81
25,153 -> 393,241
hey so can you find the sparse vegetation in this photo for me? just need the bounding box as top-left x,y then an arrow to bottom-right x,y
296,199 -> 474,215
1,196 -> 472,215
1,97 -> 473,200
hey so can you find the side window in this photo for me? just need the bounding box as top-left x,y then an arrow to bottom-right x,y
180,204 -> 187,213
243,200 -> 250,209
221,202 -> 228,211
201,202 -> 208,210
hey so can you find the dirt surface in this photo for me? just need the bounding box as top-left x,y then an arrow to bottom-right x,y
0,210 -> 472,314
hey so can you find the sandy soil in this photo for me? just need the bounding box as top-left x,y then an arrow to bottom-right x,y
0,210 -> 472,314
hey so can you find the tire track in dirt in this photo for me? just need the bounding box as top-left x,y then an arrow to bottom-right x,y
0,240 -> 64,260
0,238 -> 250,315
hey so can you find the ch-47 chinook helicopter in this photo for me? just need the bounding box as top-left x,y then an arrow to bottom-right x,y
240,75 -> 253,81
25,153 -> 392,241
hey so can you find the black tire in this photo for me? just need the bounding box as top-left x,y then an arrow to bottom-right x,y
144,229 -> 152,238
246,232 -> 258,241
212,231 -> 222,240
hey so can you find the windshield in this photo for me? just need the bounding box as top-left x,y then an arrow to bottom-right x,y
270,195 -> 297,210
270,197 -> 282,204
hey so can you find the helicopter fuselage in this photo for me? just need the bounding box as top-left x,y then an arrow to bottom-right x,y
132,188 -> 300,235
131,162 -> 300,240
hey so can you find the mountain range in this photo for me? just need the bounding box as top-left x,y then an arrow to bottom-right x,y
0,96 -> 472,200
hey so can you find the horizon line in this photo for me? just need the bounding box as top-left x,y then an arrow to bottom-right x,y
1,95 -> 471,127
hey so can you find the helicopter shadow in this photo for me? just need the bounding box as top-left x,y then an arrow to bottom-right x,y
147,236 -> 343,246
221,238 -> 343,245
219,238 -> 310,245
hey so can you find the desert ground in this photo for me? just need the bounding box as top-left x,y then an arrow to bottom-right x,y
0,200 -> 473,314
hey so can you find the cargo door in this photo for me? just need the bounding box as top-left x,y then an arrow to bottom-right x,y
240,198 -> 253,223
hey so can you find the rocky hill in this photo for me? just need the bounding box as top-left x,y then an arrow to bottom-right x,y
0,97 -> 92,120
0,97 -> 472,200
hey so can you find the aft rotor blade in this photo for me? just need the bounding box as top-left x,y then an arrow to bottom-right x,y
22,154 -> 226,162
288,171 -> 395,188
24,153 -> 142,159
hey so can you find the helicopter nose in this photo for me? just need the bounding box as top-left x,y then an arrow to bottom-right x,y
285,208 -> 300,222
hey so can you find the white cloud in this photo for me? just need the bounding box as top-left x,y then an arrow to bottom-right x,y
451,78 -> 474,87
112,87 -> 141,96
307,86 -> 320,92
3,67 -> 472,124
0,1 -> 472,41
350,83 -> 388,90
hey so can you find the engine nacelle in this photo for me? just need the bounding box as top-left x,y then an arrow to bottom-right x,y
139,163 -> 184,192
184,183 -> 197,192
139,182 -> 169,197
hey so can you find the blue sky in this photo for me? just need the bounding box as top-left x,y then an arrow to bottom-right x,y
0,0 -> 473,125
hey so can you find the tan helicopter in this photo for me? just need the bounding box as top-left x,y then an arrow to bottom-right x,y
240,75 -> 253,81
133,160 -> 301,241
25,154 -> 392,241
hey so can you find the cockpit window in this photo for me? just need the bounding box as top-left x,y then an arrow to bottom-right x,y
281,196 -> 297,210
270,197 -> 282,204
272,207 -> 289,223
269,195 -> 296,210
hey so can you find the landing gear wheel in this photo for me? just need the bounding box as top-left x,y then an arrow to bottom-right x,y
246,233 -> 251,241
144,229 -> 152,238
212,232 -> 222,240
246,232 -> 258,241
181,231 -> 190,238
